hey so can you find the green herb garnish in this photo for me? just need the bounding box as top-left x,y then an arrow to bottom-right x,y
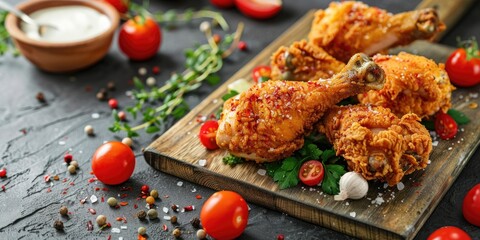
223,154 -> 244,166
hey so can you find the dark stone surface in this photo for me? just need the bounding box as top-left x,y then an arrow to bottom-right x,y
0,0 -> 479,239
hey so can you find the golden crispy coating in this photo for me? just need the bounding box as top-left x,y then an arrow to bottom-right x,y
358,52 -> 455,118
216,54 -> 385,163
318,105 -> 432,186
308,1 -> 445,62
270,40 -> 345,82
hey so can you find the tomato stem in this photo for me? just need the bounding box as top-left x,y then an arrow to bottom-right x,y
457,37 -> 480,61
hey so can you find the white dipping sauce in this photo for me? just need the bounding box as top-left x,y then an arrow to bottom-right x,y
21,6 -> 111,43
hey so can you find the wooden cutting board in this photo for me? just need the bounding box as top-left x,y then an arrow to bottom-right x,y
144,2 -> 479,239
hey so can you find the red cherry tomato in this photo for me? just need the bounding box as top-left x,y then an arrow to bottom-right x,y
91,142 -> 135,185
252,65 -> 271,83
118,16 -> 162,61
298,160 -> 324,186
234,0 -> 282,19
427,226 -> 471,240
199,120 -> 219,150
200,191 -> 249,239
434,111 -> 458,140
463,184 -> 480,227
445,39 -> 480,87
103,0 -> 130,14
210,0 -> 235,8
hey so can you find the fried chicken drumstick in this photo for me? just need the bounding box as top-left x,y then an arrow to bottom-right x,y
270,40 -> 345,81
216,53 -> 385,163
358,52 -> 454,118
318,105 -> 432,186
308,1 -> 445,62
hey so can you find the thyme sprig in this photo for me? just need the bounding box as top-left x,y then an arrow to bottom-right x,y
109,22 -> 245,137
129,2 -> 229,31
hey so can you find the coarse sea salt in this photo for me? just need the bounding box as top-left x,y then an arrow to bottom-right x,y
163,207 -> 169,213
350,212 -> 356,218
397,182 -> 405,191
90,195 -> 98,203
163,215 -> 171,220
257,169 -> 267,176
120,226 -> 127,230
177,181 -> 183,187
91,113 -> 100,119
111,228 -> 120,233
198,159 -> 207,167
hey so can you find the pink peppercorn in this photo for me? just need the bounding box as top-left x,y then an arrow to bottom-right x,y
0,168 -> 6,178
117,111 -> 126,121
108,98 -> 118,109
64,153 -> 73,164
238,41 -> 247,51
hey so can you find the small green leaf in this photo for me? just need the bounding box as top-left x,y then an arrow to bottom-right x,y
206,74 -> 221,85
222,90 -> 239,101
146,125 -> 160,134
133,77 -> 145,90
447,109 -> 470,125
321,164 -> 346,195
281,157 -> 297,171
321,149 -> 336,163
421,119 -> 435,131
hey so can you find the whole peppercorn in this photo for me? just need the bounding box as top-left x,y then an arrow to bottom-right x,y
96,88 -> 108,101
238,41 -> 248,51
137,210 -> 147,220
196,229 -> 207,239
190,217 -> 201,229
107,197 -> 117,207
138,226 -> 147,235
170,215 -> 178,224
146,77 -> 156,87
96,215 -> 107,226
64,153 -> 73,164
172,228 -> 181,238
0,168 -> 7,178
108,98 -> 119,109
147,209 -> 158,219
122,137 -> 133,147
59,206 -> 68,216
146,196 -> 155,205
36,92 -> 46,103
171,204 -> 179,212
53,220 -> 64,231
277,234 -> 285,240
150,189 -> 159,199
67,165 -> 76,174
117,111 -> 127,121
141,185 -> 150,193
107,81 -> 116,91
70,160 -> 79,169
84,125 -> 94,136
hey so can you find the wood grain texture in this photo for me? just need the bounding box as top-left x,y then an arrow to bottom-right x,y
144,4 -> 480,240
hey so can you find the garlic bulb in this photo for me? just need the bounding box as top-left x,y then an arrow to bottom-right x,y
334,172 -> 368,201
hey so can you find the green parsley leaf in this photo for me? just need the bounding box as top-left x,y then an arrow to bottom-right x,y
447,109 -> 470,125
322,164 -> 346,195
223,154 -> 244,166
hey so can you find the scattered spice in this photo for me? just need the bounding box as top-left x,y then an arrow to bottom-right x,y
108,98 -> 119,109
107,197 -> 118,207
107,81 -> 116,91
141,185 -> 150,193
170,215 -> 178,224
171,204 -> 179,212
190,217 -> 201,229
212,34 -> 221,44
64,153 -> 73,164
88,208 -> 97,215
172,228 -> 181,238
146,77 -> 156,87
152,66 -> 160,74
138,67 -> 147,76
36,92 -> 46,103
147,209 -> 158,219
0,168 -> 6,178
53,175 -> 60,181
137,210 -> 147,220
59,206 -> 68,216
96,215 -> 107,226
277,234 -> 285,240
84,125 -> 94,136
67,165 -> 76,174
183,205 -> 195,212
70,160 -> 79,169
162,224 -> 168,231
138,226 -> 147,235
87,220 -> 94,231
2,185 -> 5,191
117,111 -> 127,121
150,189 -> 159,199
96,89 -> 108,101
146,196 -> 155,205
196,229 -> 207,239
195,194 -> 202,199
238,41 -> 247,51
53,220 -> 64,231
43,174 -> 51,182
119,201 -> 129,206
469,102 -> 478,109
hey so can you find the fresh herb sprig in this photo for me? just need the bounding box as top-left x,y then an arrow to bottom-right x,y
265,136 -> 346,194
129,2 -> 229,31
109,22 -> 245,137
0,11 -> 19,56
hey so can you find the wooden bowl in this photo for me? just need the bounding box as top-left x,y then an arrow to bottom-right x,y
5,0 -> 120,73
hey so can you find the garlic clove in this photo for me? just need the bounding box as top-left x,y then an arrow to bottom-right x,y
334,171 -> 368,201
